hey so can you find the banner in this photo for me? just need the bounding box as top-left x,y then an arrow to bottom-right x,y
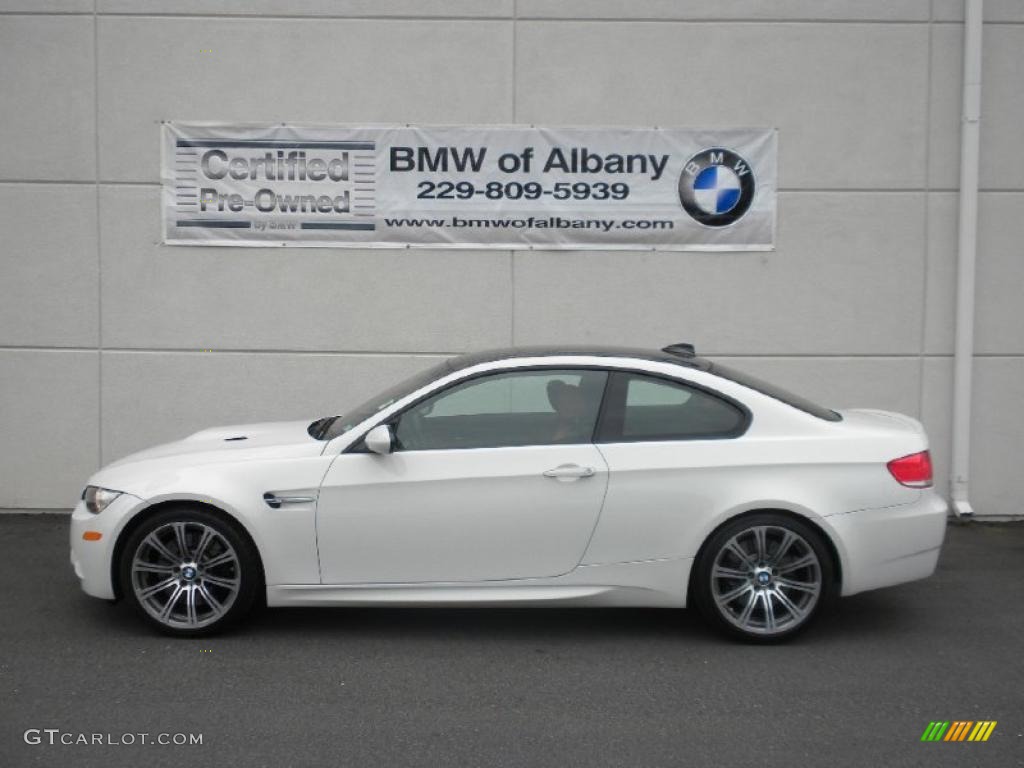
162,122 -> 776,251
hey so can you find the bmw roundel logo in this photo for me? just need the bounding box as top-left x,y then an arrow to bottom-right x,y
678,148 -> 756,227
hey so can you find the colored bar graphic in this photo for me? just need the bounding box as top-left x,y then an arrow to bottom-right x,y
922,720 -> 996,742
945,721 -> 971,741
921,721 -> 949,741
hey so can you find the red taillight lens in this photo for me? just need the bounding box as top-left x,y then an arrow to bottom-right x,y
887,450 -> 933,488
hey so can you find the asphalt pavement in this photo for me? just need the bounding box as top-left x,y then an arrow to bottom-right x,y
0,514 -> 1021,768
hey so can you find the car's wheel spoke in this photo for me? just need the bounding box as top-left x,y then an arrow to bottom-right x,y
137,576 -> 177,600
737,589 -> 758,624
198,584 -> 225,617
158,584 -> 184,621
184,586 -> 199,626
143,534 -> 179,565
202,573 -> 239,590
772,587 -> 806,621
192,527 -> 215,562
202,551 -> 235,569
776,577 -> 820,595
725,542 -> 756,569
752,526 -> 769,561
132,560 -> 174,576
762,591 -> 776,631
172,522 -> 190,559
770,531 -> 796,565
778,554 -> 818,574
712,565 -> 748,580
718,582 -> 754,603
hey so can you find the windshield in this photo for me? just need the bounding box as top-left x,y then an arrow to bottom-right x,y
311,359 -> 453,441
709,362 -> 842,422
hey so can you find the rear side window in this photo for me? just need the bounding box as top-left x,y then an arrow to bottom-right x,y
597,372 -> 747,442
708,362 -> 842,422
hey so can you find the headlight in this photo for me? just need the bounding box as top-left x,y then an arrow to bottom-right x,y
82,486 -> 122,514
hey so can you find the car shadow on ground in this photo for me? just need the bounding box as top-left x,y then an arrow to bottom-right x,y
261,590 -> 914,639
75,586 -> 920,646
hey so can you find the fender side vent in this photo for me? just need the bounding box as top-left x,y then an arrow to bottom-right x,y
224,436 -> 248,442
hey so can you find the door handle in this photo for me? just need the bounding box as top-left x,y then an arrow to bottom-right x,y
542,464 -> 596,480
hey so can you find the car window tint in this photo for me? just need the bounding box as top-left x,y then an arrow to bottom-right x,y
708,362 -> 841,421
395,369 -> 607,450
602,373 -> 745,442
318,359 -> 453,440
626,377 -> 692,407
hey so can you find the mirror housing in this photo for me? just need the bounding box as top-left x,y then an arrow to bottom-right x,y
364,424 -> 394,455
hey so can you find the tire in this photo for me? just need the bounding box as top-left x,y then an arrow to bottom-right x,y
693,512 -> 835,643
119,506 -> 261,637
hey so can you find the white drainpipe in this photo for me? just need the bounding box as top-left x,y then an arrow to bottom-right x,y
950,0 -> 983,518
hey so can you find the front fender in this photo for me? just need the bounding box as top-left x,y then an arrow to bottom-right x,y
93,456 -> 332,587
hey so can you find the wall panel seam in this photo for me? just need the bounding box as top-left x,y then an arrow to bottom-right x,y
12,181 -> 1024,193
95,15 -> 933,24
4,346 -> 1022,360
1,12 -> 1022,26
89,13 -> 514,21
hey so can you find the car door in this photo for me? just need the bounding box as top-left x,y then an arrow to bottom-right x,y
316,368 -> 610,584
583,371 -> 751,566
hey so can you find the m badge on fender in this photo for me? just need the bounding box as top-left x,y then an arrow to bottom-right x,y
678,148 -> 756,227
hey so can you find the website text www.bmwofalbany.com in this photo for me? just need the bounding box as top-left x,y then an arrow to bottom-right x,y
383,216 -> 674,232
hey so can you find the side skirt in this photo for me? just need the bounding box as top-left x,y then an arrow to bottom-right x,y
266,557 -> 693,608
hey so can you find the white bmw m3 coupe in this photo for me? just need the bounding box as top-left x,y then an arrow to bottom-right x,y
70,344 -> 947,641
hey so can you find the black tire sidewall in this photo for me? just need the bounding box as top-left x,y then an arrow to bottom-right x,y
693,512 -> 836,643
119,506 -> 260,637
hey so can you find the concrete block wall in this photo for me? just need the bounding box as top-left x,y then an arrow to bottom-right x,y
1,1 -> 1021,515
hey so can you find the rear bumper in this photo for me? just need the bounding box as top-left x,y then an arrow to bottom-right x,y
830,490 -> 948,596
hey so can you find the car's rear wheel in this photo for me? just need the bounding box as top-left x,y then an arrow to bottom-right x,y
694,512 -> 834,642
119,507 -> 260,636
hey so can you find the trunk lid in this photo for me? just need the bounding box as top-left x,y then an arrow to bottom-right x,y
833,408 -> 930,457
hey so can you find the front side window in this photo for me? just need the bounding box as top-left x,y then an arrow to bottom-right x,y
315,360 -> 453,440
598,372 -> 747,442
394,369 -> 608,451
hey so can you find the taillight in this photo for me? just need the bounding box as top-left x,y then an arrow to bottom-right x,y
887,450 -> 933,488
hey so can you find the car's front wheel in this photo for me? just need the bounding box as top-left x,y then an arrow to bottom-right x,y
119,507 -> 260,636
693,512 -> 835,642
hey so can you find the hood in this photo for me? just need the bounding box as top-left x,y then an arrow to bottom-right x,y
105,420 -> 321,468
91,420 -> 327,493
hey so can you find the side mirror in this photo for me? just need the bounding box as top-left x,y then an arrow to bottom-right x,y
364,424 -> 394,455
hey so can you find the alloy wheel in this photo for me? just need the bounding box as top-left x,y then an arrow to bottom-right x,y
130,521 -> 241,630
709,524 -> 823,636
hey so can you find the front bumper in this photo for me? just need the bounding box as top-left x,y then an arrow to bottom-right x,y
830,490 -> 948,596
69,493 -> 143,600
